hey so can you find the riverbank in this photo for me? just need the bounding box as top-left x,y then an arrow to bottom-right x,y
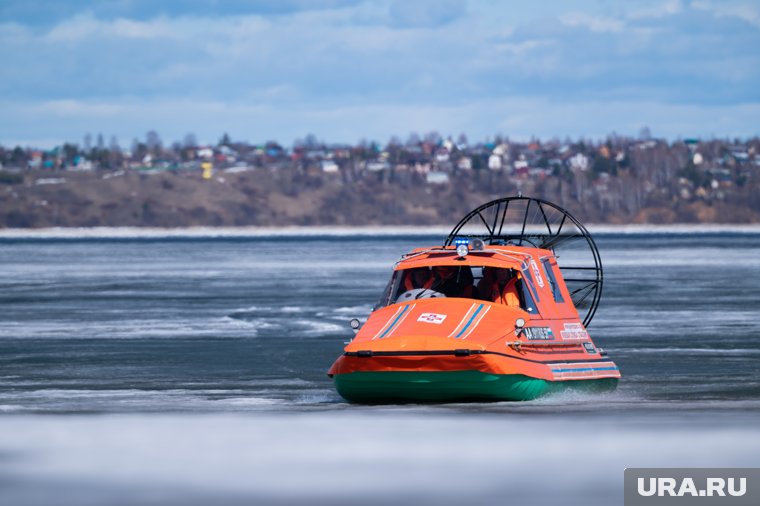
2,223 -> 760,239
2,167 -> 759,228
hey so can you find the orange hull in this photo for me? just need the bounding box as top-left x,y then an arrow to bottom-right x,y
328,200 -> 621,403
329,297 -> 620,383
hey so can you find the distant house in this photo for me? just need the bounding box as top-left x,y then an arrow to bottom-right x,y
365,160 -> 390,172
265,145 -> 284,158
330,146 -> 352,159
306,150 -> 326,160
28,152 -> 42,169
321,160 -> 339,173
492,143 -> 509,156
569,153 -> 589,171
488,154 -> 502,170
72,157 -> 94,171
708,168 -> 732,182
529,167 -> 551,177
196,147 -> 214,159
513,159 -> 528,170
219,145 -> 238,162
457,157 -> 473,170
413,162 -> 431,174
637,140 -> 657,150
426,171 -> 450,184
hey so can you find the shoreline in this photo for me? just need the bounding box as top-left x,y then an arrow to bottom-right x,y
1,223 -> 760,239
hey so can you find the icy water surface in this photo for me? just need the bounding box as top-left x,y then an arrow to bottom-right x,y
0,231 -> 758,505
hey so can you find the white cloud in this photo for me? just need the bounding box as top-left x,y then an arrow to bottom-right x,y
44,14 -> 100,42
27,99 -> 127,117
691,1 -> 760,27
494,39 -> 553,55
109,18 -> 176,39
3,95 -> 759,148
626,0 -> 683,20
1,0 -> 758,146
0,21 -> 29,40
559,12 -> 625,33
44,12 -> 271,43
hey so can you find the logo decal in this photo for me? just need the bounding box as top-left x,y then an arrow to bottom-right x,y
417,313 -> 447,324
560,322 -> 589,340
530,259 -> 545,288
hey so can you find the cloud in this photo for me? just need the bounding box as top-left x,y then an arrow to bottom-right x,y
0,0 -> 758,146
691,0 -> 760,27
43,13 -> 270,42
44,14 -> 182,42
4,96 -> 759,149
27,99 -> 127,117
0,0 -> 364,26
387,0 -> 465,28
494,39 -> 553,55
559,12 -> 625,32
626,0 -> 683,20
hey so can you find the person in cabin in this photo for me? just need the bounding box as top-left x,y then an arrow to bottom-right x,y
433,266 -> 474,298
456,267 -> 475,298
403,267 -> 433,291
476,267 -> 495,300
478,267 -> 521,307
432,266 -> 456,295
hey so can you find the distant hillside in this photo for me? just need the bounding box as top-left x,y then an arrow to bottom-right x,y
1,166 -> 758,228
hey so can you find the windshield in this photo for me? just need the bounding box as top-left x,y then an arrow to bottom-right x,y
376,265 -> 538,314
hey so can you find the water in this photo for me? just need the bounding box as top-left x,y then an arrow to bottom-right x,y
1,231 -> 759,505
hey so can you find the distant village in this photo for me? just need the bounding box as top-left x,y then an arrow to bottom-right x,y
1,130 -> 759,227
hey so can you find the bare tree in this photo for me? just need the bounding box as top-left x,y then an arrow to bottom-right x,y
183,133 -> 198,148
146,131 -> 162,153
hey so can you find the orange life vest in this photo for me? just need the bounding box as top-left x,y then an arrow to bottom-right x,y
404,272 -> 433,291
491,277 -> 520,307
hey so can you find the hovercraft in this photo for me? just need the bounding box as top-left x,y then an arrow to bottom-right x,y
328,196 -> 620,402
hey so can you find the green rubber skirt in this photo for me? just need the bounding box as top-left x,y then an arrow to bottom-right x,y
334,370 -> 618,403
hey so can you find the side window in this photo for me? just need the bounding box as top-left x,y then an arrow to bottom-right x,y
374,270 -> 401,309
518,268 -> 540,314
541,258 -> 565,303
518,279 -> 539,314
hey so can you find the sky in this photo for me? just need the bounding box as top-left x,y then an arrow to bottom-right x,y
1,0 -> 759,148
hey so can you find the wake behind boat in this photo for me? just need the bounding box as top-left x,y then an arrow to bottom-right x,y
328,196 -> 620,402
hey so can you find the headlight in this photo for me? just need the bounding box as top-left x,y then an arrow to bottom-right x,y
456,244 -> 469,257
